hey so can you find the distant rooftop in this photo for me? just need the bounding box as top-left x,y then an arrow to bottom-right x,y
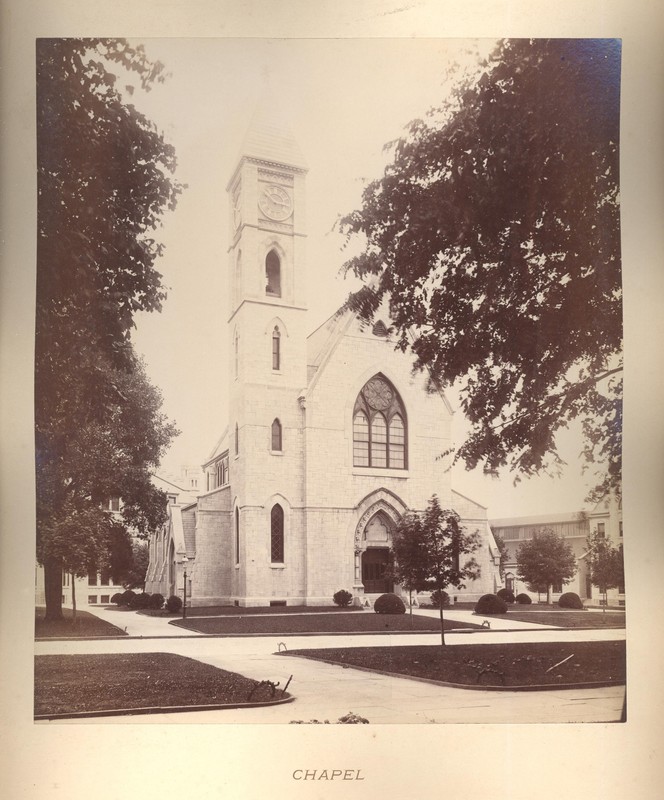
491,511 -> 585,528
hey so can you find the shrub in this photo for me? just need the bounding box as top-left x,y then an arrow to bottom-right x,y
515,593 -> 532,604
166,594 -> 183,613
430,589 -> 450,608
290,712 -> 370,724
333,589 -> 353,607
336,712 -> 370,724
558,592 -> 584,609
148,593 -> 165,610
496,588 -> 515,604
129,592 -> 151,609
111,592 -> 123,605
119,589 -> 136,606
373,593 -> 406,614
474,593 -> 508,614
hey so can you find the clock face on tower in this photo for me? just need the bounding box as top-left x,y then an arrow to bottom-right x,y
258,184 -> 293,221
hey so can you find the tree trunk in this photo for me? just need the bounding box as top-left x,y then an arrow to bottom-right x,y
546,584 -> 552,605
43,557 -> 64,620
409,589 -> 413,627
439,602 -> 446,646
71,573 -> 77,622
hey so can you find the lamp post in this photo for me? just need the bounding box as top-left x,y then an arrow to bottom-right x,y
182,555 -> 188,620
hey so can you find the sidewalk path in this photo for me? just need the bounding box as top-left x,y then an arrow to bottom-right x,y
35,606 -> 626,725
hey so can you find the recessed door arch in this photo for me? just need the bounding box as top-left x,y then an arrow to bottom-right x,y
361,547 -> 393,594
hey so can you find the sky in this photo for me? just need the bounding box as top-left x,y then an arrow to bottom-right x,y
124,37 -> 600,518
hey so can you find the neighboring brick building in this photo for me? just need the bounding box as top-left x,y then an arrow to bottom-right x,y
145,103 -> 501,607
491,494 -> 624,605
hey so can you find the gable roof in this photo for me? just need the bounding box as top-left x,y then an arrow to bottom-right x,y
306,308 -> 355,375
305,305 -> 454,414
203,427 -> 229,466
152,473 -> 198,506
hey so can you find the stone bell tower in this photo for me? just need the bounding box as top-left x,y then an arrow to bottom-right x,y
225,101 -> 309,604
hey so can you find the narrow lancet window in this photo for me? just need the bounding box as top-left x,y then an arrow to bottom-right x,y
272,327 -> 281,370
265,250 -> 281,296
271,418 -> 283,451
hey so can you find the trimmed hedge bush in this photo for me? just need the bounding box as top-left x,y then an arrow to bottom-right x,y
129,592 -> 152,609
515,593 -> 532,604
496,588 -> 515,604
430,589 -> 450,608
148,593 -> 165,610
373,593 -> 406,615
166,594 -> 183,613
111,592 -> 123,605
333,589 -> 353,607
474,593 -> 508,614
119,589 -> 136,606
558,592 -> 584,609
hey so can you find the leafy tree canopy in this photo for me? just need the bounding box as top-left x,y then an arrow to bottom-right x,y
37,38 -> 183,376
121,540 -> 151,590
390,495 -> 481,644
516,527 -> 578,603
36,39 -> 181,618
340,39 -> 622,496
37,355 -> 178,584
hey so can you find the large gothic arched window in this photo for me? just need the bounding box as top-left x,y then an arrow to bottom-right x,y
353,375 -> 407,469
265,250 -> 281,297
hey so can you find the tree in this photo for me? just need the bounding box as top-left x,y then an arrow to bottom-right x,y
585,529 -> 624,611
122,540 -> 151,590
491,529 -> 509,580
390,496 -> 481,645
340,39 -> 622,497
36,39 -> 182,619
516,528 -> 577,604
36,356 -> 178,617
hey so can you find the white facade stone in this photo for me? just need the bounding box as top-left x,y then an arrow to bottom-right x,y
146,104 -> 501,607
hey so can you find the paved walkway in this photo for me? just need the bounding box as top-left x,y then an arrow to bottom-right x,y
35,606 -> 626,724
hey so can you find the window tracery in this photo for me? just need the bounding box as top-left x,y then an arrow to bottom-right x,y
353,375 -> 407,469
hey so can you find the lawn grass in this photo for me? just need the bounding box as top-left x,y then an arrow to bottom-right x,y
139,604 -> 364,618
281,640 -> 626,688
34,653 -> 290,717
35,607 -> 127,638
482,610 -> 626,629
173,612 -> 481,635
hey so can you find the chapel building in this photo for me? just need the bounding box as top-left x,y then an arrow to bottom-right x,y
145,106 -> 502,607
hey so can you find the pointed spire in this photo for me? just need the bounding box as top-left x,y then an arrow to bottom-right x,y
238,92 -> 307,171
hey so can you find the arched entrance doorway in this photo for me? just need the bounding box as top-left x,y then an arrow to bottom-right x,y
352,491 -> 406,597
360,510 -> 394,594
361,548 -> 393,593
